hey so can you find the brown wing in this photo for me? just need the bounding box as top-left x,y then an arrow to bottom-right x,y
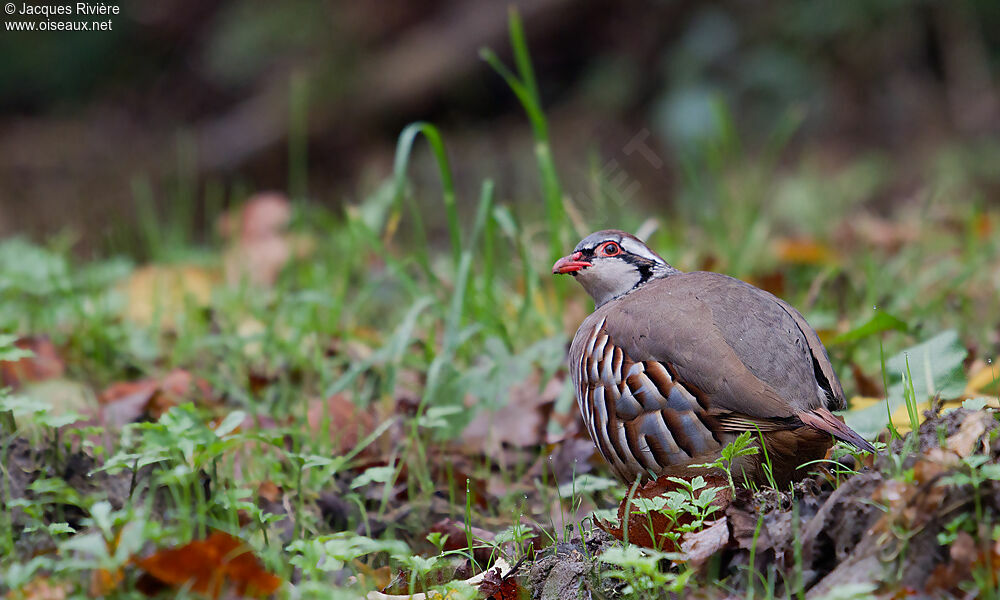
607,272 -> 837,416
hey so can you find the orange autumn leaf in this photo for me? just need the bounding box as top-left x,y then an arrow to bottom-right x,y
89,567 -> 123,598
772,237 -> 836,265
135,531 -> 282,598
350,560 -> 393,591
90,528 -> 125,597
973,212 -> 992,240
256,481 -> 282,503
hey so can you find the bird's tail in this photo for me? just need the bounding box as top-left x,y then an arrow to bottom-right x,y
798,407 -> 877,453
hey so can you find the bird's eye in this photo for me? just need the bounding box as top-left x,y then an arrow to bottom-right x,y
600,242 -> 621,256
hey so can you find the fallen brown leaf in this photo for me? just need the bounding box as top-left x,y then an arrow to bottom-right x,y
745,271 -> 785,298
478,562 -> 525,600
0,336 -> 64,388
461,375 -> 560,453
679,517 -> 730,567
351,560 -> 393,592
946,410 -> 992,458
135,531 -> 282,598
925,530 -> 976,595
306,394 -> 376,456
833,213 -> 921,255
89,567 -> 123,598
100,369 -> 214,425
872,453 -> 952,537
726,497 -> 774,554
256,481 -> 282,504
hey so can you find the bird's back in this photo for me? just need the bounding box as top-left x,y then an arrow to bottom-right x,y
596,271 -> 845,415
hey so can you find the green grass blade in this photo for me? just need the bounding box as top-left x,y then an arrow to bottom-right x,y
903,354 -> 921,433
393,122 -> 462,270
481,8 -> 566,264
880,338 -> 901,440
507,7 -> 546,140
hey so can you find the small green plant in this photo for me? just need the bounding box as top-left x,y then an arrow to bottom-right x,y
936,513 -> 972,546
599,544 -> 691,595
426,530 -> 449,555
287,532 -> 410,583
801,440 -> 884,487
881,338 -> 903,441
690,431 -> 758,493
494,520 -> 539,562
629,475 -> 722,552
939,454 -> 1000,528
901,355 -> 921,435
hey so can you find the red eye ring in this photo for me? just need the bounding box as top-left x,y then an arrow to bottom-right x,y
600,241 -> 621,256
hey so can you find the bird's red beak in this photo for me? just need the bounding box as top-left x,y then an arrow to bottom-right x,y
552,251 -> 592,274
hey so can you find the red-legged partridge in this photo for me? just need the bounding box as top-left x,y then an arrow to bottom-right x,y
553,230 -> 875,488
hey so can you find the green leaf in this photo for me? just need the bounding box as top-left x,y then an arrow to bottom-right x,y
812,583 -> 878,600
887,330 -> 967,400
295,454 -> 346,472
557,474 -> 620,498
979,464 -> 1000,481
350,466 -> 395,489
88,501 -> 114,538
0,334 -> 32,361
963,397 -> 988,411
630,496 -> 670,513
0,394 -> 44,415
695,488 -> 718,508
320,532 -> 410,562
60,531 -> 110,559
395,554 -> 439,575
845,330 -> 967,438
2,557 -> 53,589
212,410 -> 246,438
831,310 -> 909,345
719,431 -> 757,461
45,522 -> 76,536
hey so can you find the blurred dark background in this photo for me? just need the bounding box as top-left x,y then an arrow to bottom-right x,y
2,0 -> 998,248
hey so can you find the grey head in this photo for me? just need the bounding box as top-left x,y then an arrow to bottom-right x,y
552,229 -> 679,307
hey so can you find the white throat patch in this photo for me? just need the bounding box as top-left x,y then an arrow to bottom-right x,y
575,258 -> 644,308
